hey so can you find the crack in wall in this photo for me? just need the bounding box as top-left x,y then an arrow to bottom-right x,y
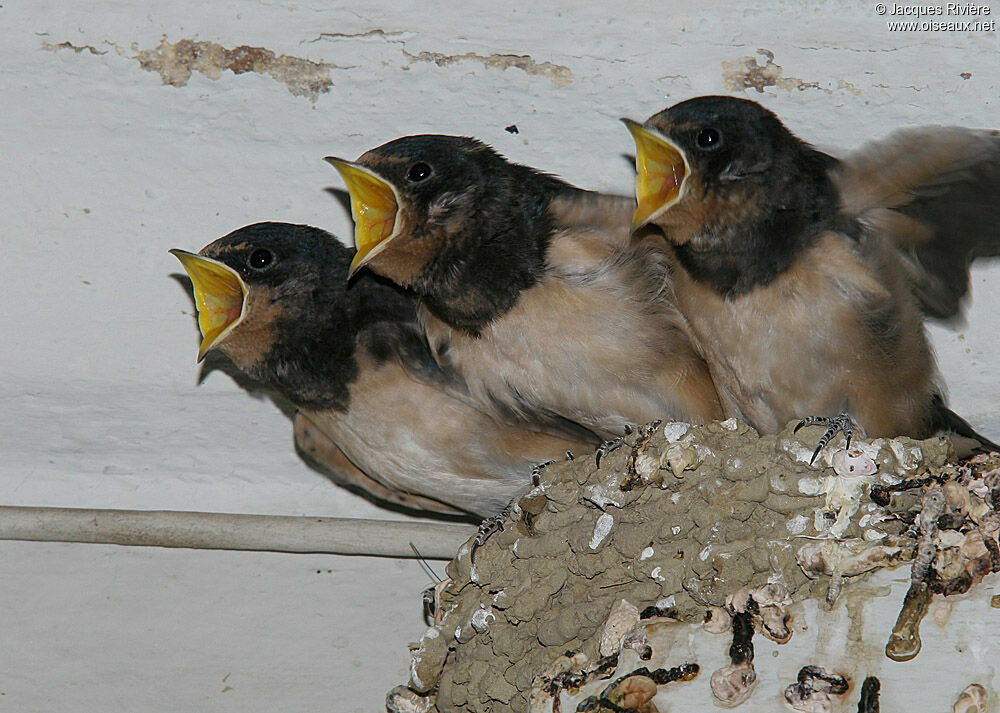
44,32 -> 574,98
42,41 -> 108,56
720,49 -> 955,96
403,50 -> 574,87
306,29 -> 408,43
793,44 -> 905,54
306,28 -> 573,86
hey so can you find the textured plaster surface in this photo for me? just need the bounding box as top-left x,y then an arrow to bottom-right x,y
2,1 -> 999,711
409,422 -> 973,713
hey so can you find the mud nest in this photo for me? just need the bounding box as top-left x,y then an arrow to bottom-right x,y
387,419 -> 1000,713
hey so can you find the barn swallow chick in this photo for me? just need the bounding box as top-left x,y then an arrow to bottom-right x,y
172,222 -> 591,518
624,95 -> 1000,450
326,136 -> 722,440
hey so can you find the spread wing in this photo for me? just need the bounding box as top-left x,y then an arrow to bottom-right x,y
835,126 -> 1000,319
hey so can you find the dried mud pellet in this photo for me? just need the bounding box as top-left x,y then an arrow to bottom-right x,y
857,676 -> 880,713
885,580 -> 931,662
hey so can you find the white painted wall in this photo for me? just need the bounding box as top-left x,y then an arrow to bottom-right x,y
2,1 -> 998,711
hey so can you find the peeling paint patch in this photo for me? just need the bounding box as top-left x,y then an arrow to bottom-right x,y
722,49 -> 822,94
135,38 -> 335,100
404,50 -> 573,87
837,79 -> 862,95
42,41 -> 108,56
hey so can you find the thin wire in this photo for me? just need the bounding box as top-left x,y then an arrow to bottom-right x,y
410,542 -> 442,583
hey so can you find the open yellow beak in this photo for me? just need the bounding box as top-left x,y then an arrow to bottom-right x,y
325,157 -> 405,277
622,119 -> 690,231
170,250 -> 249,361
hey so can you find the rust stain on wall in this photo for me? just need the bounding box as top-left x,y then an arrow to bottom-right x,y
404,50 -> 574,87
135,38 -> 334,100
722,49 -> 821,93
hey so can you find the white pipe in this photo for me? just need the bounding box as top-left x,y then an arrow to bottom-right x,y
0,506 -> 475,560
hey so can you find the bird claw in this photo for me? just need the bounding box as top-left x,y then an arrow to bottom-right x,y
794,413 -> 857,465
472,500 -> 513,559
530,459 -> 557,486
595,436 -> 626,468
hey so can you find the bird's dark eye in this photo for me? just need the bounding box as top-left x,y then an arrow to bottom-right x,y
407,162 -> 432,182
248,248 -> 274,270
696,128 -> 722,151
